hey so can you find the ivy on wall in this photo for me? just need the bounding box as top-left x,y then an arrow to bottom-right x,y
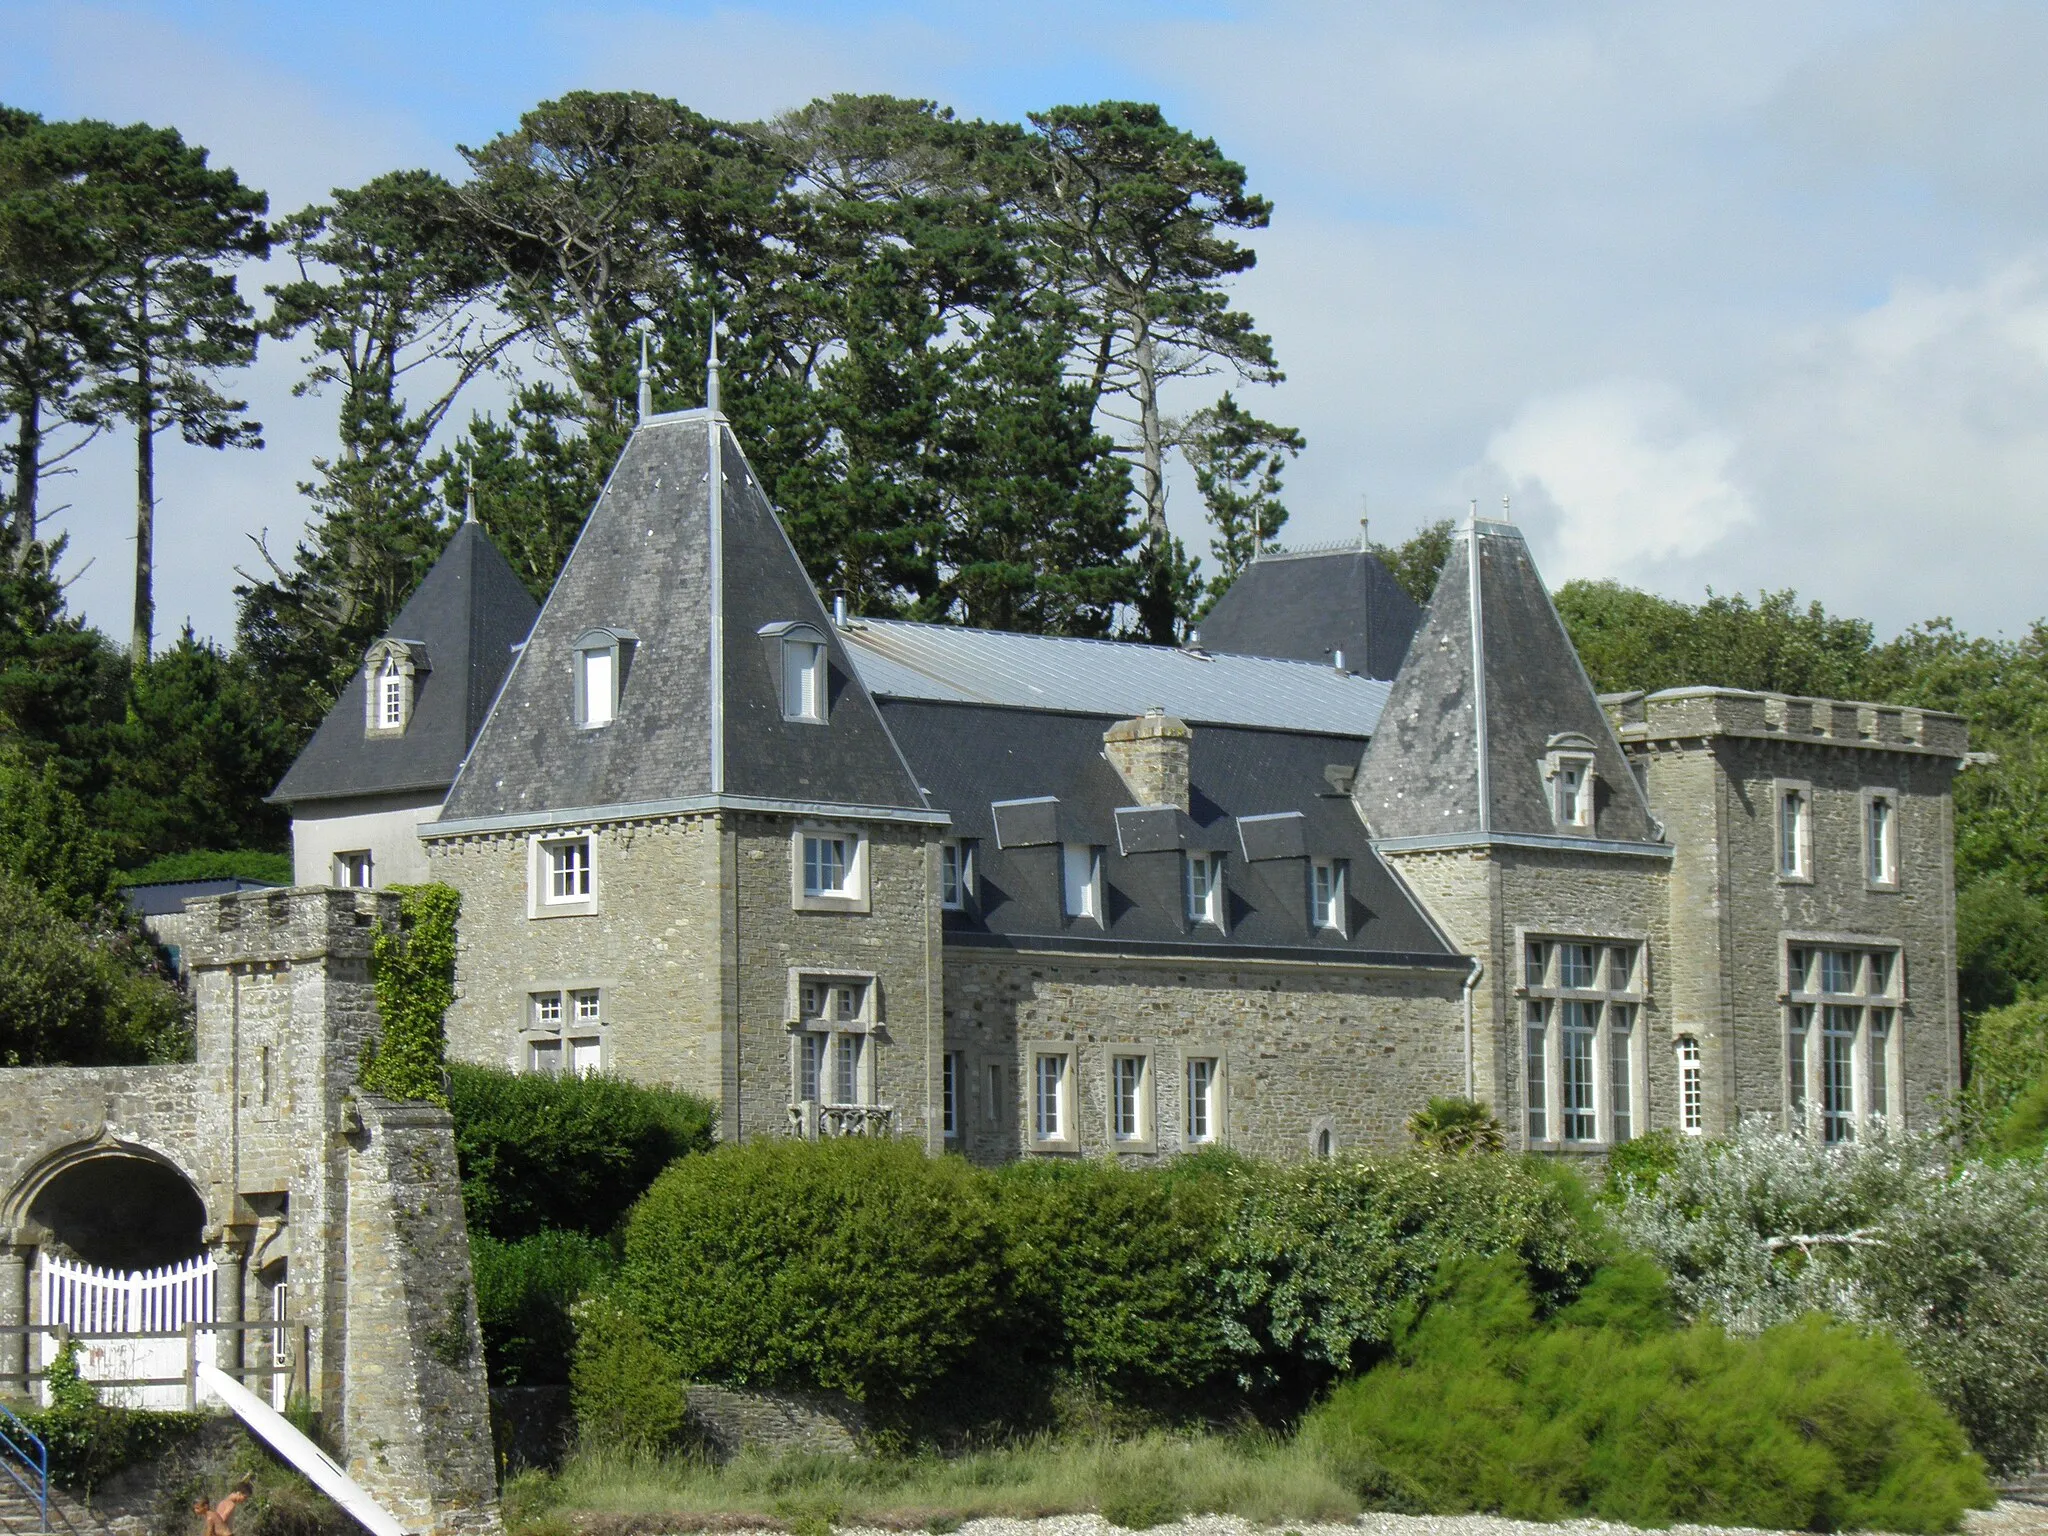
361,883 -> 459,1107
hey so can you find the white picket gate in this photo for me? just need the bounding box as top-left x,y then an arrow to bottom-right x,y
37,1252 -> 216,1409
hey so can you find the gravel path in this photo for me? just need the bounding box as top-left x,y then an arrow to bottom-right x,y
827,1504 -> 2048,1536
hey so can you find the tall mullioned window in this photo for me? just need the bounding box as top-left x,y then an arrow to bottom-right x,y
1186,1057 -> 1218,1144
1777,785 -> 1811,878
1677,1036 -> 1703,1134
1785,944 -> 1901,1142
1524,937 -> 1643,1145
1111,1054 -> 1147,1142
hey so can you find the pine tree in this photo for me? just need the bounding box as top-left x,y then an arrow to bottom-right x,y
1180,391 -> 1304,607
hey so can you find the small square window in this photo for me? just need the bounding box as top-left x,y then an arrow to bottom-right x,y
545,839 -> 592,902
805,835 -> 851,896
794,827 -> 869,911
533,993 -> 564,1027
334,851 -> 374,889
1559,943 -> 1596,990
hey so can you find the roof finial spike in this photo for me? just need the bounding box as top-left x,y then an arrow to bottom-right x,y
464,483 -> 477,525
706,313 -> 722,415
1359,494 -> 1369,552
636,323 -> 653,423
1502,493 -> 1511,522
1466,497 -> 1479,530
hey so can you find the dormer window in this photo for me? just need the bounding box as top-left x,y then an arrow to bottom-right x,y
572,628 -> 636,729
362,639 -> 426,737
1542,734 -> 1597,830
760,621 -> 829,724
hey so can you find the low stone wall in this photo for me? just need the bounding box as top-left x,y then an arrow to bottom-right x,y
682,1385 -> 867,1459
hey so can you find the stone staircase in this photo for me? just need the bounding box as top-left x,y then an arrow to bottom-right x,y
0,1471 -> 147,1536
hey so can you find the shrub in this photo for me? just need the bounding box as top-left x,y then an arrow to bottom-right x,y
611,1138 -> 1000,1405
1300,1256 -> 1991,1533
1213,1150 -> 1603,1382
0,870 -> 189,1066
27,1338 -> 206,1493
361,883 -> 458,1105
1968,993 -> 2048,1132
474,1230 -> 615,1386
1957,872 -> 2048,1016
990,1156 -> 1233,1405
1404,1098 -> 1505,1155
448,1064 -> 714,1240
1601,1128 -> 1683,1199
115,849 -> 293,888
569,1295 -> 688,1453
1617,1124 -> 2048,1473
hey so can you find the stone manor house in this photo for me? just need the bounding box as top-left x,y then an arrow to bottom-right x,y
274,408 -> 1968,1162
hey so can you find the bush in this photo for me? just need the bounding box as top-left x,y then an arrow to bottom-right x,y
1404,1098 -> 1505,1155
0,870 -> 189,1066
26,1338 -> 206,1493
1602,1128 -> 1683,1199
1616,1125 -> 2048,1473
474,1230 -> 615,1387
990,1155 -> 1233,1405
1958,873 -> 2048,1016
1213,1150 -> 1604,1382
569,1295 -> 688,1453
116,849 -> 293,887
611,1138 -> 1000,1406
1300,1256 -> 1991,1533
1968,993 -> 2048,1132
448,1064 -> 714,1241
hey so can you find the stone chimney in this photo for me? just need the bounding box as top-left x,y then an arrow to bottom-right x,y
1104,707 -> 1192,811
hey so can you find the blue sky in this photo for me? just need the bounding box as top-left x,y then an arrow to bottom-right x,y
10,1 -> 2048,646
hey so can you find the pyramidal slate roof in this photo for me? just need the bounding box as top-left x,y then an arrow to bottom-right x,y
271,520 -> 540,805
1197,545 -> 1424,680
1353,518 -> 1664,851
437,411 -> 931,828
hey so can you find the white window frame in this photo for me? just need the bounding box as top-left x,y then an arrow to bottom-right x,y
529,832 -> 598,917
786,969 -> 880,1113
1519,932 -> 1647,1148
521,984 -> 607,1076
1182,1050 -> 1225,1149
362,640 -> 422,737
1062,843 -> 1104,925
792,825 -> 871,914
1310,858 -> 1347,935
1105,1047 -> 1156,1152
1025,1044 -> 1077,1152
1183,851 -> 1223,929
333,850 -> 374,889
571,627 -> 636,729
1775,779 -> 1814,883
942,1050 -> 963,1140
939,839 -> 974,911
378,655 -> 406,730
781,634 -> 828,724
1543,749 -> 1596,830
1862,788 -> 1901,891
1784,937 -> 1904,1142
1676,1035 -> 1704,1135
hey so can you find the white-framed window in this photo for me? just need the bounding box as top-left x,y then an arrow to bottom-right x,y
782,636 -> 827,724
942,1051 -> 963,1139
524,987 -> 603,1076
333,850 -> 374,889
1551,757 -> 1593,827
1677,1035 -> 1704,1134
378,654 -> 406,730
1108,1051 -> 1153,1148
1785,942 -> 1902,1142
790,974 -> 876,1111
1027,1046 -> 1076,1149
940,839 -> 974,910
572,628 -> 635,729
1184,1055 -> 1222,1146
545,837 -> 591,902
1776,780 -> 1812,881
793,825 -> 870,913
1522,935 -> 1645,1146
1864,790 -> 1900,889
1184,852 -> 1223,927
1310,858 -> 1347,934
1062,843 -> 1103,924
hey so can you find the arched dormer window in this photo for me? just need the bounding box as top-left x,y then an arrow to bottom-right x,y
572,628 -> 637,729
1541,732 -> 1598,830
757,621 -> 829,724
363,639 -> 428,737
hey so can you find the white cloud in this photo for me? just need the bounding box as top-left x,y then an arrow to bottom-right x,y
1477,381 -> 1755,583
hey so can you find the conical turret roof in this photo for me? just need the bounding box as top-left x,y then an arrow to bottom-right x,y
1353,517 -> 1661,848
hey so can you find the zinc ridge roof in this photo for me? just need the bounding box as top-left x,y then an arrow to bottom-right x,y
839,617 -> 1389,737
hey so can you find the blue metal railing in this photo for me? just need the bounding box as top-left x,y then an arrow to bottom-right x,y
0,1400 -> 47,1531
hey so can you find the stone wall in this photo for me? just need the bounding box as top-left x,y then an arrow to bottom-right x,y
681,1384 -> 867,1459
343,1096 -> 500,1536
943,951 -> 1467,1162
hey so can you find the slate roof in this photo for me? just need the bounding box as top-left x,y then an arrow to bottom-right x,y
840,619 -> 1388,736
271,520 -> 539,805
1353,519 -> 1662,849
1197,545 -> 1424,680
882,699 -> 1458,964
437,412 -> 929,826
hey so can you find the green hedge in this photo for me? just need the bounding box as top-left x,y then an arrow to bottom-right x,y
1301,1255 -> 1991,1533
608,1138 -> 1000,1406
448,1063 -> 714,1240
473,1229 -> 615,1387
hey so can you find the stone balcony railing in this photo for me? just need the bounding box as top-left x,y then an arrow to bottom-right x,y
788,1101 -> 895,1139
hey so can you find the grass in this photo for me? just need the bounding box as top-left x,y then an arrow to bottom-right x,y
508,1431 -> 1359,1533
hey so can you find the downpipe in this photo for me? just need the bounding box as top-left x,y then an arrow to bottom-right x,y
1462,956 -> 1484,1101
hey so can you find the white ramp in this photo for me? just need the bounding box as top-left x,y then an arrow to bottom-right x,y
194,1362 -> 409,1536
